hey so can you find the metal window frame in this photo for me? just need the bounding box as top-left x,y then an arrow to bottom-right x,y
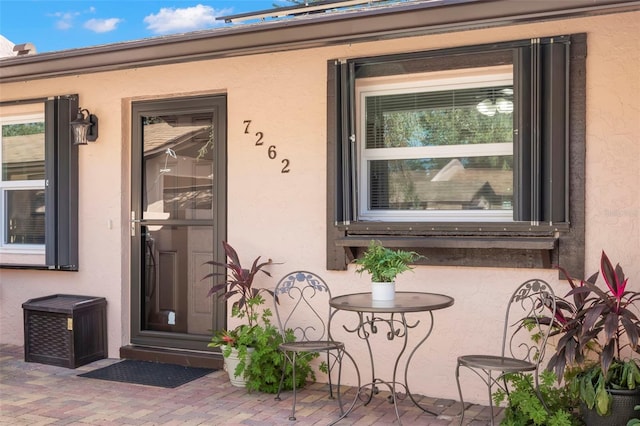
356,69 -> 515,222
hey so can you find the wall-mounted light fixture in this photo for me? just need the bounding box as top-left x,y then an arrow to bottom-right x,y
70,108 -> 99,145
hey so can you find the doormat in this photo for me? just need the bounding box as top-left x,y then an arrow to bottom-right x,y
78,360 -> 215,388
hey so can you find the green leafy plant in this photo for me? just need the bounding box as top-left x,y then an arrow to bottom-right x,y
204,241 -> 274,380
493,370 -> 580,426
243,308 -> 317,393
208,297 -> 317,392
204,241 -> 316,392
208,295 -> 266,355
543,251 -> 640,416
570,359 -> 640,417
627,405 -> 640,426
354,240 -> 421,282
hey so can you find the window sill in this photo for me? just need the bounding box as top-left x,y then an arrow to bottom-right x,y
329,225 -> 563,271
1,262 -> 78,270
336,235 -> 557,250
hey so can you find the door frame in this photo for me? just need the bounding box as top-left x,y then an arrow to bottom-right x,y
129,94 -> 227,351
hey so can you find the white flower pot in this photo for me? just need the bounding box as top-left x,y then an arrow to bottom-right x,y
222,345 -> 254,387
371,281 -> 395,301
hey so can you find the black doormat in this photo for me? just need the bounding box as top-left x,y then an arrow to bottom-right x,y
78,360 -> 215,388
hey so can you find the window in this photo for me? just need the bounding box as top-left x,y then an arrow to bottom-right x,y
0,96 -> 79,269
358,67 -> 514,222
327,35 -> 586,276
1,115 -> 46,251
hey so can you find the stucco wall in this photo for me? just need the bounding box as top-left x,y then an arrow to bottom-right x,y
0,11 -> 638,404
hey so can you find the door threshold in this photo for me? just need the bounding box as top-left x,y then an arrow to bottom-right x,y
120,345 -> 223,369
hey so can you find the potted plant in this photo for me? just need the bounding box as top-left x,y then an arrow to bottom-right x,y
354,240 -> 421,301
204,241 -> 316,392
545,251 -> 640,425
204,241 -> 274,387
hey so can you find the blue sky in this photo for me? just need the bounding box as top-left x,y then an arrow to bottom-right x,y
0,1 -> 286,53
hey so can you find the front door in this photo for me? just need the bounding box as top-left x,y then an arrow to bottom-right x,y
130,95 -> 226,351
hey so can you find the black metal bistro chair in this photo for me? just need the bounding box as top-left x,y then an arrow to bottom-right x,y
273,271 -> 359,421
455,279 -> 556,426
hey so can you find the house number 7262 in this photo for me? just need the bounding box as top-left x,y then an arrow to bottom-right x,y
243,120 -> 291,173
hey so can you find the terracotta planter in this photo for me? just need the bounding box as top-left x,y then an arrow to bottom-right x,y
581,388 -> 640,426
222,345 -> 254,387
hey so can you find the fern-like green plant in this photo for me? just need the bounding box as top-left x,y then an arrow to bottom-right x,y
493,370 -> 580,426
244,307 -> 318,393
354,240 -> 421,282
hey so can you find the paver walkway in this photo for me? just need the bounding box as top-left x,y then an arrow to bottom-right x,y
0,344 -> 501,425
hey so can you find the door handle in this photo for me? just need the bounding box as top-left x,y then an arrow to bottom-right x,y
130,211 -> 138,236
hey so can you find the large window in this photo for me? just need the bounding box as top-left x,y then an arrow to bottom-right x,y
358,67 -> 514,222
0,96 -> 79,269
327,35 -> 586,276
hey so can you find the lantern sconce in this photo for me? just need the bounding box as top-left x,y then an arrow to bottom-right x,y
70,108 -> 99,145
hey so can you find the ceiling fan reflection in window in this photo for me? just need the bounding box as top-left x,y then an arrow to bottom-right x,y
476,88 -> 514,116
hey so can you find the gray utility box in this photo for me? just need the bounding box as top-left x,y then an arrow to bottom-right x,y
23,294 -> 107,368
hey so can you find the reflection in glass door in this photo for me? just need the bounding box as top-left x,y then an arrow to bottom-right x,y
131,96 -> 226,350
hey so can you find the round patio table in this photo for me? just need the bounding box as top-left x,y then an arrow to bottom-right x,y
328,291 -> 454,426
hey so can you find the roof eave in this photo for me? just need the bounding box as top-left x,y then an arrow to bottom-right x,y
1,0 -> 639,83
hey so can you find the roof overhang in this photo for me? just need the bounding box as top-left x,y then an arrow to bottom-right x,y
1,0 -> 639,83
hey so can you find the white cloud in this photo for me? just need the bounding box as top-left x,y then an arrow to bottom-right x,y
144,4 -> 230,34
84,18 -> 123,33
52,12 -> 79,30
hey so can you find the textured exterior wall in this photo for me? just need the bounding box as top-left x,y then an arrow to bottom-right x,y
0,11 -> 638,403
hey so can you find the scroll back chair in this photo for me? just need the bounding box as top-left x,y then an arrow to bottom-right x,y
273,271 -> 358,421
455,278 -> 556,426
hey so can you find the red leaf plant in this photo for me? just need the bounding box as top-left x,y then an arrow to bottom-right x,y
543,251 -> 640,416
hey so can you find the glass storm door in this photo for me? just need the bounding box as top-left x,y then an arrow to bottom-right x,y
130,96 -> 226,351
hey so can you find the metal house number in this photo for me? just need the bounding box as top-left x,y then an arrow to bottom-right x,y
243,120 -> 291,173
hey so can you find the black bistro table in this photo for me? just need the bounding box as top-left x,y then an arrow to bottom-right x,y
328,291 -> 454,425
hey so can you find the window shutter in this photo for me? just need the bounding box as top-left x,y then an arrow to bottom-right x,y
515,37 -> 569,223
44,96 -> 79,269
334,60 -> 356,224
541,40 -> 568,223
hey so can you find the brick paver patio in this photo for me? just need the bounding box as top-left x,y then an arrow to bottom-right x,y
0,344 -> 501,425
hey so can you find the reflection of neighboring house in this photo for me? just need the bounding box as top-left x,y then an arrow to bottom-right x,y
142,121 -> 213,220
3,133 -> 45,243
389,159 -> 512,210
420,179 -> 505,210
142,121 -> 211,157
3,133 -> 44,173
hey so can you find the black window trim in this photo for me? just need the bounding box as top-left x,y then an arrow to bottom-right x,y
327,34 -> 586,277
